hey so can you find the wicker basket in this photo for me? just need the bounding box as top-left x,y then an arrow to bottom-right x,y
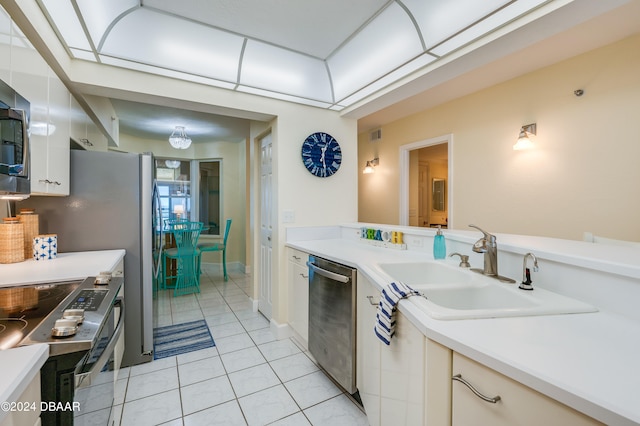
18,208 -> 39,259
0,217 -> 25,264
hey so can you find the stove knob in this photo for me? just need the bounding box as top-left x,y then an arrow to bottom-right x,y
94,273 -> 111,285
52,319 -> 78,337
62,309 -> 85,324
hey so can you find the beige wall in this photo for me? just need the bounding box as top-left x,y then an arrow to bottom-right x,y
359,33 -> 640,241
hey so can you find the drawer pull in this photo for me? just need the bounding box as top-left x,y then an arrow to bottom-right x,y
299,273 -> 308,279
452,374 -> 501,404
366,295 -> 379,306
292,255 -> 301,260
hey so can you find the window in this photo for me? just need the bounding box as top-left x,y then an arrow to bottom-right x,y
156,159 -> 191,224
155,158 -> 223,236
197,160 -> 221,236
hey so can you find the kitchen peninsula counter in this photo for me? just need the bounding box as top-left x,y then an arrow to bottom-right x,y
286,225 -> 640,426
0,249 -> 125,287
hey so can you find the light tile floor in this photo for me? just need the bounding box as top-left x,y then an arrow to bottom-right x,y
110,265 -> 369,426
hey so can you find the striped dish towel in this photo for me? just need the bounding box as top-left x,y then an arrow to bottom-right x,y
374,282 -> 422,345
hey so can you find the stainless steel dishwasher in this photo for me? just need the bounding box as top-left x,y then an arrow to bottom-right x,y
307,255 -> 357,394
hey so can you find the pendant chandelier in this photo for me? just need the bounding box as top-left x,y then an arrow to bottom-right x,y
168,126 -> 192,149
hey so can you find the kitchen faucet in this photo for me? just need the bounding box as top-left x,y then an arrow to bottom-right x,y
519,252 -> 539,290
469,224 -> 515,283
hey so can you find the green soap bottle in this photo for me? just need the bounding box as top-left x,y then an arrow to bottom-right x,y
433,225 -> 446,259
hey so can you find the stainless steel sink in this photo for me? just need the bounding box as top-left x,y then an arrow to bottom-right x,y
375,261 -> 597,320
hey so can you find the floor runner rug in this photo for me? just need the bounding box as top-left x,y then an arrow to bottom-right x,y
153,320 -> 215,360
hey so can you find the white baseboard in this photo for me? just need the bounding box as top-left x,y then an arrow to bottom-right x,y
269,318 -> 292,340
201,261 -> 247,274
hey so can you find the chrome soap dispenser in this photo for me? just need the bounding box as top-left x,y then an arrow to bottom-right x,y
433,225 -> 446,259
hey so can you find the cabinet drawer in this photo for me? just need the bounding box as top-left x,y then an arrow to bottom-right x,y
288,249 -> 308,266
452,353 -> 602,426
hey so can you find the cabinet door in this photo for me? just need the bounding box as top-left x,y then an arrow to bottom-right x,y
356,273 -> 382,426
425,338 -> 452,425
13,68 -> 69,195
452,353 -> 603,426
380,310 -> 425,426
44,76 -> 70,195
287,249 -> 309,346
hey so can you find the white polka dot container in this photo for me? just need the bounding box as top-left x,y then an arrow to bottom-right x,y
33,234 -> 58,260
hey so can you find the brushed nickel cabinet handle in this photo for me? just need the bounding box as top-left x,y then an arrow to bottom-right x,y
452,374 -> 501,403
366,295 -> 379,306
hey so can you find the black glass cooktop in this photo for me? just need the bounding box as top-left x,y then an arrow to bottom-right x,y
0,281 -> 81,350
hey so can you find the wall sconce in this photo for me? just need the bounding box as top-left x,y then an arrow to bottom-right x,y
513,123 -> 537,150
363,157 -> 379,174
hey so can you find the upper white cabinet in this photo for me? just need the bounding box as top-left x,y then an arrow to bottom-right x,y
10,45 -> 70,196
70,96 -> 108,151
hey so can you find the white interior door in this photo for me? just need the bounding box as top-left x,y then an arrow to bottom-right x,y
258,133 -> 273,319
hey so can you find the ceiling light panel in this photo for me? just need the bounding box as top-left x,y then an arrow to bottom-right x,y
100,8 -> 243,82
430,0 -> 549,56
328,3 -> 423,101
76,0 -> 138,48
240,41 -> 332,103
402,0 -> 512,49
39,0 -> 91,50
99,55 -> 237,90
69,48 -> 97,61
337,52 -> 437,105
144,0 -> 388,59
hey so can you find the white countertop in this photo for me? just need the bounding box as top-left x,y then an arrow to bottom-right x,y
0,249 -> 125,287
287,236 -> 640,426
0,344 -> 49,423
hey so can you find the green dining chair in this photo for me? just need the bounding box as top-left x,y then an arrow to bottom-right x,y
163,221 -> 203,296
197,218 -> 232,281
159,218 -> 188,290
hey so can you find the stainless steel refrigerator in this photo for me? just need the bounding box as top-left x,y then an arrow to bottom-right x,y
20,149 -> 157,367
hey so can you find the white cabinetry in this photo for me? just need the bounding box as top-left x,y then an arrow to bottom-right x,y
287,248 -> 309,347
356,272 -> 382,425
70,96 -> 107,151
10,44 -> 70,195
452,353 -> 603,426
0,372 -> 41,426
356,273 -> 451,426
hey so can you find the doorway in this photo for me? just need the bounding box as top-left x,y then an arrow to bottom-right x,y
399,135 -> 452,228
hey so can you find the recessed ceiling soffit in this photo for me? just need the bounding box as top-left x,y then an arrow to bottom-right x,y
37,0 -> 558,110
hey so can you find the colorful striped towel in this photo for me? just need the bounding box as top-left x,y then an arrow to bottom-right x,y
374,282 -> 422,345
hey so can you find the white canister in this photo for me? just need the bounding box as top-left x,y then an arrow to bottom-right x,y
33,234 -> 58,260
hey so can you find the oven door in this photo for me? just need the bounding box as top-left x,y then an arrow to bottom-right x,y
73,297 -> 124,424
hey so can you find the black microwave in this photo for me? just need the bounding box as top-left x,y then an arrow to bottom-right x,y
0,80 -> 30,200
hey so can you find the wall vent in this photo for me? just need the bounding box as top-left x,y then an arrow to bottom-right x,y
370,128 -> 382,142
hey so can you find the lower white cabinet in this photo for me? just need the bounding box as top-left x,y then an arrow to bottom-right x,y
356,273 -> 451,425
287,249 -> 309,346
356,273 -> 382,426
452,353 -> 603,426
0,372 -> 41,426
